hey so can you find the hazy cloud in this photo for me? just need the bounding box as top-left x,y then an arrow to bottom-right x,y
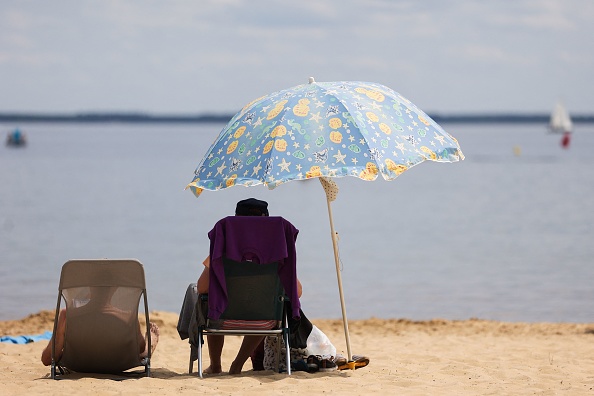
0,0 -> 592,113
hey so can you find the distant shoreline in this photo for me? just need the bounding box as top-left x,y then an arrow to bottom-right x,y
1,112 -> 594,124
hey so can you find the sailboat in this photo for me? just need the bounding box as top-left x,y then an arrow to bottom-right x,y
549,100 -> 573,134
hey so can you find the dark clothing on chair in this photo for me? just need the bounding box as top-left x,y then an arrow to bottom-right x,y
207,216 -> 301,320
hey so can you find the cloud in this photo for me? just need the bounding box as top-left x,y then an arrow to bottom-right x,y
0,0 -> 593,113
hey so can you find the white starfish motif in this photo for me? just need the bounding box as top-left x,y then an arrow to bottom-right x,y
333,150 -> 347,164
395,142 -> 406,154
279,158 -> 291,172
310,112 -> 322,122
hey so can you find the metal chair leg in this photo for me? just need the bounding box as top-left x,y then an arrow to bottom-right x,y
284,330 -> 291,375
198,331 -> 203,378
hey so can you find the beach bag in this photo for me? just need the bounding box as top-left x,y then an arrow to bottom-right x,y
263,336 -> 307,372
263,325 -> 336,371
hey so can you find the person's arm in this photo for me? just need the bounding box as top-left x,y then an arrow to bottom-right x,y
41,309 -> 66,366
197,256 -> 210,294
297,278 -> 303,298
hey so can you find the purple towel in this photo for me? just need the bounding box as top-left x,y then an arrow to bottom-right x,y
208,216 -> 301,320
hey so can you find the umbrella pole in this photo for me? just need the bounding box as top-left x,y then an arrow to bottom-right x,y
325,197 -> 353,362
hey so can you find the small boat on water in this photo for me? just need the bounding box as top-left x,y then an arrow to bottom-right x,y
549,100 -> 573,134
5,128 -> 27,147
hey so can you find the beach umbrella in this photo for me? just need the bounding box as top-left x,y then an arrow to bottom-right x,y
186,78 -> 464,361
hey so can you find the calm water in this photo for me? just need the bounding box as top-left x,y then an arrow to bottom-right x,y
1,122 -> 593,323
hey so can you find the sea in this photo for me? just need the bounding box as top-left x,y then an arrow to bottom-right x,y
1,121 -> 593,323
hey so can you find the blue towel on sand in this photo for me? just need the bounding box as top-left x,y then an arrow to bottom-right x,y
0,331 -> 52,344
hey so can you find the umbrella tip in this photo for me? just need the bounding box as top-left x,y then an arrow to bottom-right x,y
308,77 -> 315,84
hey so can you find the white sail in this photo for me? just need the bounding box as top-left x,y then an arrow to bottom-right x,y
549,101 -> 573,134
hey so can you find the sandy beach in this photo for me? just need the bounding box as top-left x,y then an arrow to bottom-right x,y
1,310 -> 593,395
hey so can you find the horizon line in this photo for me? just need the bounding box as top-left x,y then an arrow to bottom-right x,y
1,111 -> 594,124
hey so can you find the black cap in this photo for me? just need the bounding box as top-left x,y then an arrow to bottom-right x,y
235,198 -> 269,216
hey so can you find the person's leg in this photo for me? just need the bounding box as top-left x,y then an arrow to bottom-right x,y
140,322 -> 160,358
41,309 -> 66,366
229,335 -> 266,374
204,334 -> 224,374
250,338 -> 266,370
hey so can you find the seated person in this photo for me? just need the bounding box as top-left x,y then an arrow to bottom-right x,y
198,198 -> 337,375
41,286 -> 159,367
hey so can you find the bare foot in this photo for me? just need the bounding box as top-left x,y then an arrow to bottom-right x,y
203,365 -> 222,375
149,322 -> 159,355
140,322 -> 160,358
229,360 -> 244,375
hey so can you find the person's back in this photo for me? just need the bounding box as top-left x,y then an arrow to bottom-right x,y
61,309 -> 141,373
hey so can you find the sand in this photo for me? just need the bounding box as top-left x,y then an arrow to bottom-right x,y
1,310 -> 593,395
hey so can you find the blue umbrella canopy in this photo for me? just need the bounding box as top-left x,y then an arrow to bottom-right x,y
186,78 -> 464,362
187,79 -> 463,196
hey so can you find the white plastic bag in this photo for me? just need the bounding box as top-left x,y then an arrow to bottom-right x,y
305,325 -> 336,359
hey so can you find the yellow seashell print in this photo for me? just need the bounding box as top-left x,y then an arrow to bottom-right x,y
234,126 -> 247,138
354,87 -> 385,102
225,174 -> 237,187
227,140 -> 239,154
267,100 -> 288,120
329,131 -> 343,144
385,159 -> 408,175
359,169 -> 376,180
306,165 -> 322,179
420,146 -> 437,160
365,162 -> 378,175
366,112 -> 379,123
274,139 -> 288,152
329,117 -> 342,129
293,99 -> 311,117
263,140 -> 274,154
270,125 -> 287,138
418,115 -> 431,126
366,90 -> 385,102
379,123 -> 391,135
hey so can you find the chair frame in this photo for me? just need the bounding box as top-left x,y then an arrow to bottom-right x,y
50,259 -> 151,379
191,261 -> 292,378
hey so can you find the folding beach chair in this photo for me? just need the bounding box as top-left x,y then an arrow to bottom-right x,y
191,259 -> 291,377
189,216 -> 300,378
50,259 -> 151,379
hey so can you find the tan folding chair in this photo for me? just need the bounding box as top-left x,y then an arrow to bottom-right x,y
50,259 -> 151,379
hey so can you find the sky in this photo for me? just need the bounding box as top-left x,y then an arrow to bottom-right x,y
1,0 -> 593,115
